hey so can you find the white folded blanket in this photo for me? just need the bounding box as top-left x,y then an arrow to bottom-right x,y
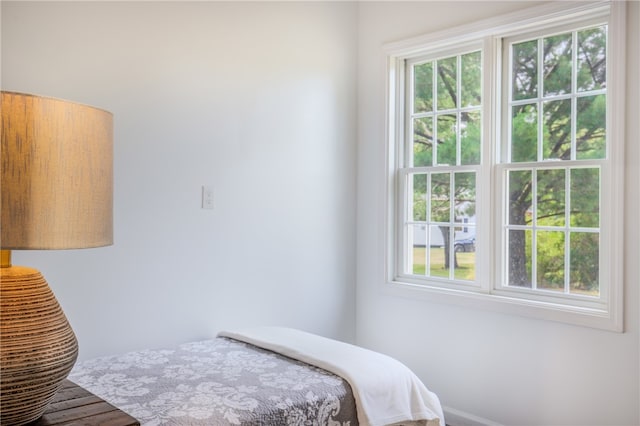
219,327 -> 444,426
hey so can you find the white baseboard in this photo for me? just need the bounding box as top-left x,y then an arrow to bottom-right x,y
443,406 -> 503,426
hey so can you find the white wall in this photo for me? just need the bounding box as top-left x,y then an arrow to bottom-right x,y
2,1 -> 358,360
356,2 -> 640,426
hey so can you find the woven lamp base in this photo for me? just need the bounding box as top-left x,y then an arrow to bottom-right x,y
0,266 -> 79,426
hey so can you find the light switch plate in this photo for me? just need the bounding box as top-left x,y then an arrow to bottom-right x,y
202,185 -> 214,209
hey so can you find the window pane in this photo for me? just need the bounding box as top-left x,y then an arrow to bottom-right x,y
437,57 -> 457,110
454,172 -> 476,224
512,40 -> 538,101
537,169 -> 565,227
570,232 -> 599,296
576,94 -> 606,160
537,230 -> 565,291
543,99 -> 571,160
454,230 -> 476,282
543,33 -> 572,96
508,170 -> 532,225
414,117 -> 433,166
436,114 -> 457,165
570,168 -> 600,228
577,25 -> 607,92
430,226 -> 453,278
461,51 -> 481,107
414,62 -> 433,113
508,229 -> 532,287
431,173 -> 450,222
511,104 -> 537,162
411,224 -> 427,275
413,174 -> 427,221
461,110 -> 481,165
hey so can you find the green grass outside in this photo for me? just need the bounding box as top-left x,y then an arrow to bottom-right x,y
412,247 -> 599,295
412,247 -> 475,281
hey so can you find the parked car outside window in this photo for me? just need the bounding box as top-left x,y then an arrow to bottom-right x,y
454,237 -> 475,253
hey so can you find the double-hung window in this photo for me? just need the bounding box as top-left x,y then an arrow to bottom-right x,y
403,46 -> 483,285
386,2 -> 625,331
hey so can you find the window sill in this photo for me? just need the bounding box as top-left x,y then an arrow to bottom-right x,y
383,278 -> 623,332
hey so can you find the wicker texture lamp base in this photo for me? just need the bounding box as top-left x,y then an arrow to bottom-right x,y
0,266 -> 79,426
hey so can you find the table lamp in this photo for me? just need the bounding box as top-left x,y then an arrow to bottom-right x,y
0,91 -> 113,425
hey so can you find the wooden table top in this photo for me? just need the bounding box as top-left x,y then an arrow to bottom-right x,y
28,379 -> 140,426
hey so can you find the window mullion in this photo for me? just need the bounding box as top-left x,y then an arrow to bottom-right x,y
456,55 -> 462,166
564,168 -> 571,294
407,63 -> 414,168
531,168 -> 538,290
537,38 -> 544,163
449,172 -> 455,280
426,173 -> 432,277
571,29 -> 578,161
432,60 -> 438,167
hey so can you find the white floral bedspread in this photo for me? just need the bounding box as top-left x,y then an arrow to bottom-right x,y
69,337 -> 357,425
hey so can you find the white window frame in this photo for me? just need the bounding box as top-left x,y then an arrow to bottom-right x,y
399,43 -> 485,289
384,1 -> 625,331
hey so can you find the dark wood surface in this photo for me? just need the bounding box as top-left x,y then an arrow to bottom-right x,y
28,380 -> 140,426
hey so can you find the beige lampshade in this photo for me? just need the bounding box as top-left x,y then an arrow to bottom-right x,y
1,91 -> 113,249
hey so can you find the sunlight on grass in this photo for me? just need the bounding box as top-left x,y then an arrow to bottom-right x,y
412,247 -> 475,281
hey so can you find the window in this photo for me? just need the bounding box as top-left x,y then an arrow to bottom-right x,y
386,2 -> 625,331
404,48 -> 482,284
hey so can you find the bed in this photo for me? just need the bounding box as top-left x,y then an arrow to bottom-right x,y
69,327 -> 444,426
